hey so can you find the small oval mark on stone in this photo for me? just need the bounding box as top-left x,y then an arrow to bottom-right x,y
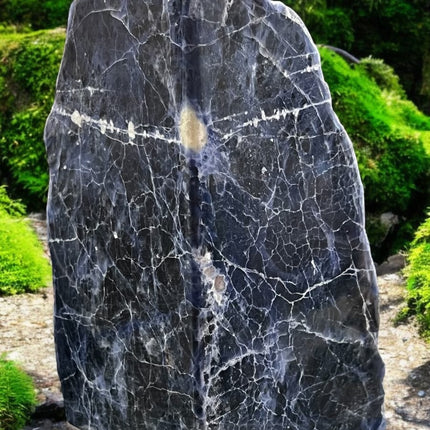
214,275 -> 226,292
203,266 -> 217,279
179,105 -> 208,152
128,120 -> 136,140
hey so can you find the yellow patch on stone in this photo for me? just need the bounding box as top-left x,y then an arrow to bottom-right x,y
179,105 -> 208,152
214,275 -> 226,293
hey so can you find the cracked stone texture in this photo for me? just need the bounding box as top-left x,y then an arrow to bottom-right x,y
44,0 -> 385,429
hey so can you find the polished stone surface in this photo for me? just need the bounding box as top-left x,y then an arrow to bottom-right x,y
45,0 -> 385,428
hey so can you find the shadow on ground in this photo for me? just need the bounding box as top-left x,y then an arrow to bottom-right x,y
394,361 -> 430,427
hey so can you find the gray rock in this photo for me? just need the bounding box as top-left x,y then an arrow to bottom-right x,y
380,212 -> 400,229
376,253 -> 406,276
44,0 -> 385,429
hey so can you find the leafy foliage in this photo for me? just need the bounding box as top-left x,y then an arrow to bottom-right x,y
402,214 -> 430,339
284,0 -> 430,114
0,186 -> 25,217
359,57 -> 405,97
320,47 -> 430,258
0,28 -> 65,209
0,0 -> 72,29
0,357 -> 36,430
0,187 -> 51,295
284,1 -> 355,50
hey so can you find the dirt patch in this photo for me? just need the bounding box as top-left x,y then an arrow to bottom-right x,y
378,274 -> 430,429
0,288 -> 60,402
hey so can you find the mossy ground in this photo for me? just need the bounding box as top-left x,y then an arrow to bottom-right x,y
0,27 -> 65,210
0,187 -> 51,295
320,47 -> 430,259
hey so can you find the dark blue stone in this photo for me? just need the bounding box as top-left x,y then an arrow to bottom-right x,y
45,1 -> 385,428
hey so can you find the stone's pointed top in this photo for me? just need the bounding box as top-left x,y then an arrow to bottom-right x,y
179,105 -> 208,152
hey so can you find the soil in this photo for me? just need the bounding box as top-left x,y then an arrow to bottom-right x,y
0,216 -> 429,429
378,274 -> 430,429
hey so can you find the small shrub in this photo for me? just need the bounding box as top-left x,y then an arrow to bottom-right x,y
359,56 -> 406,97
403,214 -> 430,339
393,306 -> 413,326
0,28 -> 65,209
0,187 -> 51,295
0,186 -> 25,217
0,357 -> 37,430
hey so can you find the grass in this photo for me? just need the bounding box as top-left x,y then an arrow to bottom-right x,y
0,27 -> 65,209
401,214 -> 430,339
0,187 -> 51,295
0,357 -> 37,430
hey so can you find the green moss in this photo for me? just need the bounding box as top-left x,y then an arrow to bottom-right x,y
404,214 -> 430,339
0,357 -> 37,430
320,48 -> 430,205
320,47 -> 430,256
359,56 -> 406,97
393,306 -> 414,326
0,187 -> 51,295
0,28 -> 65,210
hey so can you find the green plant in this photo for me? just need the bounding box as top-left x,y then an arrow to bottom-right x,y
284,0 -> 430,114
359,56 -> 406,97
0,216 -> 51,295
403,213 -> 430,339
0,186 -> 25,217
0,187 -> 51,295
0,28 -> 65,209
0,357 -> 36,430
320,47 -> 430,258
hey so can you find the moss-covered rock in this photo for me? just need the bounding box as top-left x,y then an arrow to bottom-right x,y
403,214 -> 430,339
320,47 -> 430,260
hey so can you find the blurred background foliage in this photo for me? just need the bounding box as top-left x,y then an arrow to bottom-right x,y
0,0 -> 429,334
0,29 -> 65,209
284,0 -> 430,115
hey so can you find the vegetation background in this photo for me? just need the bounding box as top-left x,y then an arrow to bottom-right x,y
0,0 -> 428,326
